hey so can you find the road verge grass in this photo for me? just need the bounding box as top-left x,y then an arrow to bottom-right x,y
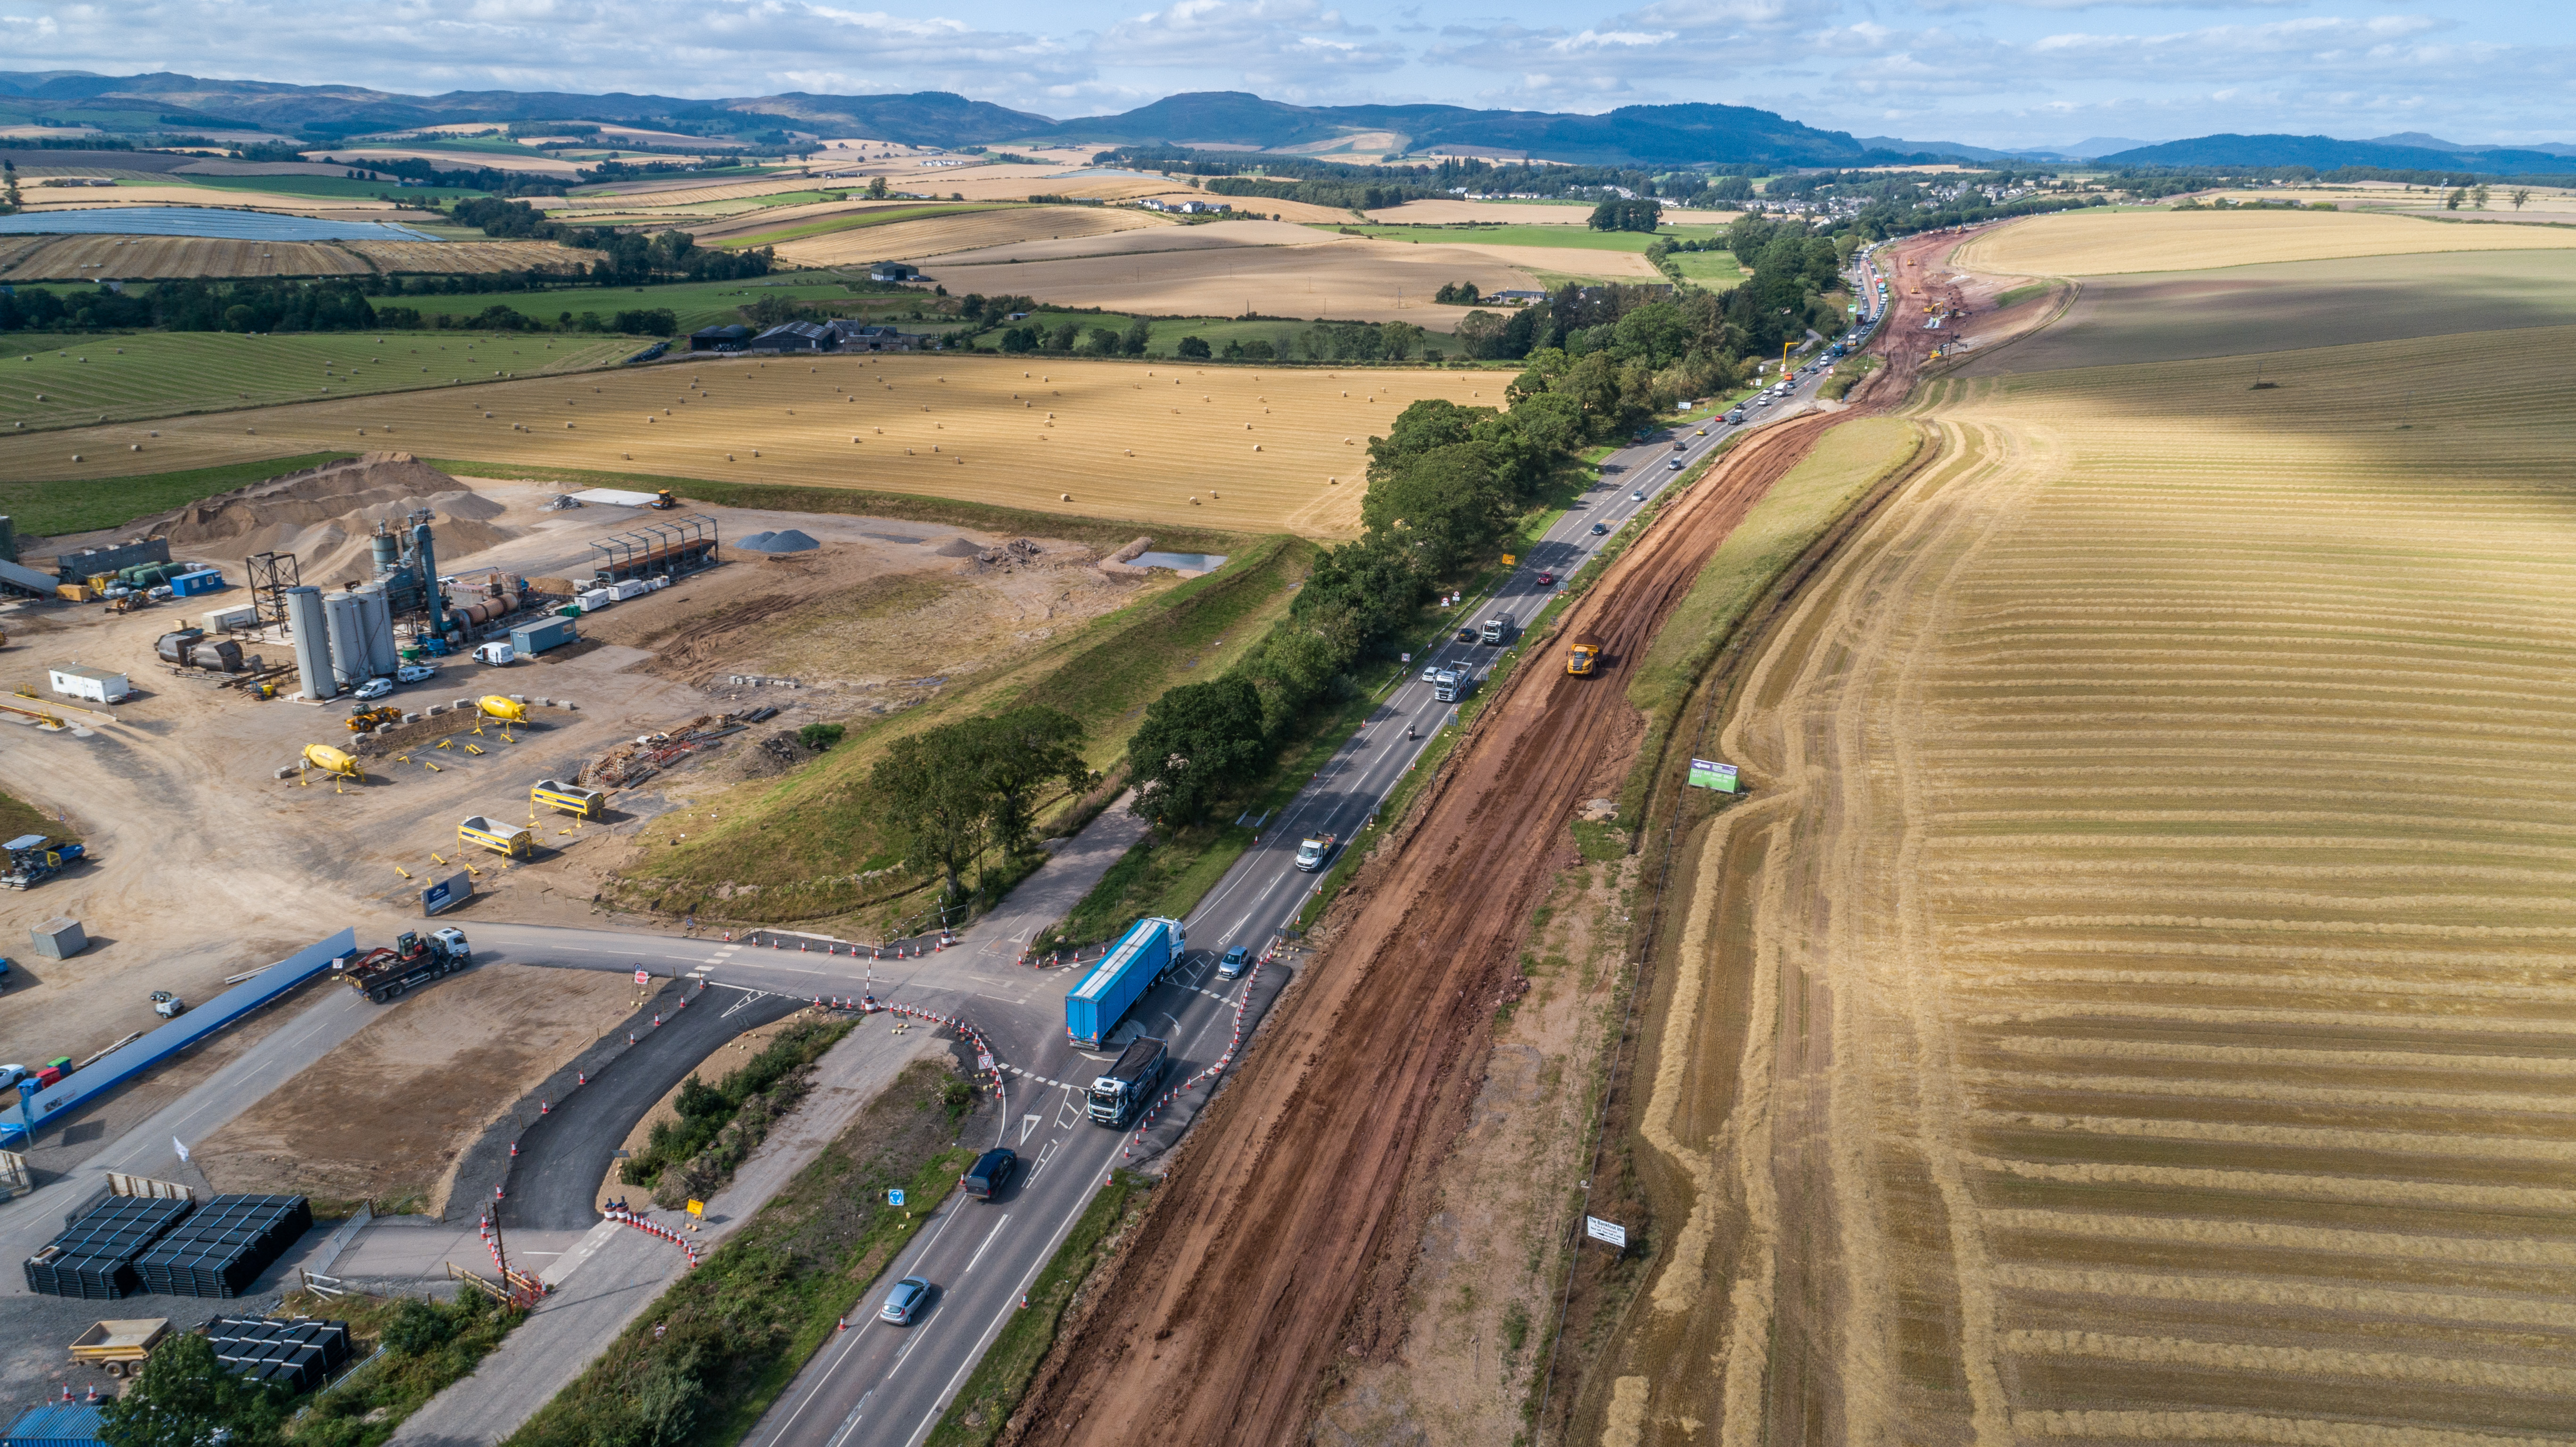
503,1057 -> 985,1447
923,1170 -> 1153,1447
282,1289 -> 524,1447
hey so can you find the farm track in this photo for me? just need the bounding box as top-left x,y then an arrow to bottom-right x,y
1007,402 -> 1883,1445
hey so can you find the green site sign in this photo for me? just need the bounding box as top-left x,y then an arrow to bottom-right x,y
1688,759 -> 1740,793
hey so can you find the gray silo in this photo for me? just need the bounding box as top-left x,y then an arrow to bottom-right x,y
285,586 -> 334,700
353,584 -> 399,677
323,591 -> 367,690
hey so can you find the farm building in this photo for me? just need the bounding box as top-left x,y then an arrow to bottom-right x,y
869,262 -> 921,282
750,321 -> 836,352
690,324 -> 752,353
826,321 -> 921,352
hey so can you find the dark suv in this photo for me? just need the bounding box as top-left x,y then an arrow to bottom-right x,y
962,1147 -> 1017,1201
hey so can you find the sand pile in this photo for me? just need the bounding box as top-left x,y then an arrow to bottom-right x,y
931,537 -> 982,558
139,452 -> 518,577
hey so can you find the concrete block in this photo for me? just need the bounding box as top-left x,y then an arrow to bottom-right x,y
30,916 -> 86,960
274,765 -> 296,780
509,694 -> 526,705
535,698 -> 553,708
562,700 -> 578,711
427,704 -> 447,715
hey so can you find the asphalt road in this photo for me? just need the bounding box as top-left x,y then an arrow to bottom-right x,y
500,980 -> 809,1230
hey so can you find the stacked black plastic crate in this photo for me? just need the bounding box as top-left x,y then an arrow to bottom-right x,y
23,1195 -> 196,1299
133,1195 -> 313,1298
205,1315 -> 353,1393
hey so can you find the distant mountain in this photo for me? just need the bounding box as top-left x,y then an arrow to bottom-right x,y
2055,137 -> 2156,159
1050,93 -> 1872,167
0,72 -> 1881,168
2370,132 -> 2473,152
2099,132 -> 2576,175
1855,135 -> 2035,162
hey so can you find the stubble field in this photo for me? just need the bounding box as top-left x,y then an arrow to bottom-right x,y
0,234 -> 371,279
1957,207 -> 2576,276
770,204 -> 1166,266
0,353 -> 1503,537
1609,278 -> 2576,1441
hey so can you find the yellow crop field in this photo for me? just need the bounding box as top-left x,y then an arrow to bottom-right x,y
1958,206 -> 2576,275
927,233 -> 1540,328
776,206 -> 1168,266
0,354 -> 1508,538
1613,308 -> 2576,1443
343,240 -> 604,274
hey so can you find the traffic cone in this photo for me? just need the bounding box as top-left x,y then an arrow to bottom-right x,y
1020,1292 -> 1031,1310
510,1141 -> 518,1157
540,1100 -> 549,1115
578,1072 -> 586,1086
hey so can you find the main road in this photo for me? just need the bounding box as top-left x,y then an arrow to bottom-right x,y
463,315 -> 1863,1447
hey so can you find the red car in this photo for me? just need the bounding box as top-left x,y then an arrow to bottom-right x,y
1537,571 -> 1556,585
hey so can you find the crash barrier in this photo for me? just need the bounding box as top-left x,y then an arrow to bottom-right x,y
602,1203 -> 702,1268
1126,946 -> 1276,1160
471,1216 -> 547,1306
5,929 -> 358,1145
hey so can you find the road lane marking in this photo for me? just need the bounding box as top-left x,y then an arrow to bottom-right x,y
964,1213 -> 1010,1275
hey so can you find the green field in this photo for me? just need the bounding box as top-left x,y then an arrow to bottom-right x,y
1315,222 -> 1726,251
0,332 -> 639,431
1667,250 -> 1748,284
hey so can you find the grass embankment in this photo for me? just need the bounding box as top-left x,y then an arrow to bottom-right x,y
0,331 -> 632,432
1817,354 -> 1881,400
1618,414 -> 1924,820
623,1017 -> 854,1207
1,451 -> 354,539
925,1170 -> 1153,1447
283,1289 -> 523,1447
0,790 -> 74,844
612,536 -> 1309,929
505,1058 -> 983,1447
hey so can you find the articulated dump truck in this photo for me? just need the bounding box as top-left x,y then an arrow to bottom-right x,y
1567,633 -> 1604,676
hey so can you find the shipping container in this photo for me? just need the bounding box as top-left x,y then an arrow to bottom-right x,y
509,617 -> 577,656
609,578 -> 649,601
46,665 -> 128,705
1064,917 -> 1184,1049
199,605 -> 257,633
168,569 -> 223,598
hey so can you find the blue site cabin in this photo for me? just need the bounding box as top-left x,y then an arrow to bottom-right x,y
1064,917 -> 1185,1050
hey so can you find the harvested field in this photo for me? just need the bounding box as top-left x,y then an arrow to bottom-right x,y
1443,241 -> 1666,280
0,234 -> 369,279
20,184 -> 408,212
1610,260 -> 2576,1441
345,239 -> 604,273
1,353 -> 1501,537
1958,248 -> 2576,372
1957,207 -> 2576,276
0,331 -> 637,432
925,233 -> 1541,328
192,964 -> 640,1214
1009,407 -> 1866,1447
774,206 -> 1168,266
557,177 -> 844,211
1364,200 -> 1745,226
922,218 -> 1329,266
322,146 -> 582,176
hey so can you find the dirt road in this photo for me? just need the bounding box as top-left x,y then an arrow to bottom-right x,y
1008,412 -> 1849,1447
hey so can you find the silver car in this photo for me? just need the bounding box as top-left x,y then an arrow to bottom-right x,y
880,1276 -> 931,1325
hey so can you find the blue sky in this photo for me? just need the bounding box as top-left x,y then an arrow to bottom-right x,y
2,0 -> 2565,149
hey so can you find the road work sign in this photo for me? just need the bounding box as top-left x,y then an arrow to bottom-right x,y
686,1199 -> 704,1217
635,969 -> 650,987
1687,759 -> 1740,793
1585,1215 -> 1627,1250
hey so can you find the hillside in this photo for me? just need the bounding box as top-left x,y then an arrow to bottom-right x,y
2099,132 -> 2576,175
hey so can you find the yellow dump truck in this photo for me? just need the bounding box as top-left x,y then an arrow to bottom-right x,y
1567,633 -> 1604,676
531,778 -> 605,819
70,1318 -> 170,1378
459,814 -> 533,858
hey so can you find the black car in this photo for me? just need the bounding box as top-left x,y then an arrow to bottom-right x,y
1455,626 -> 1476,642
962,1147 -> 1017,1201
1590,522 -> 1610,535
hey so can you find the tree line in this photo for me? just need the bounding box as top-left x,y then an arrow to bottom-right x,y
447,198 -> 778,284
869,707 -> 1095,914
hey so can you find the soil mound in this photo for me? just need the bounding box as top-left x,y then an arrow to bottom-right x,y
930,536 -> 982,557
140,452 -> 517,575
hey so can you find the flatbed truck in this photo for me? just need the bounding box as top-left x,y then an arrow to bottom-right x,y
339,929 -> 471,1003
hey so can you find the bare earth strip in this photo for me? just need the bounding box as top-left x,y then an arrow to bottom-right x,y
1612,244 -> 2576,1446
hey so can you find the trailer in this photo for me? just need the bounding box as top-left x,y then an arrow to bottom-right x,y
1087,1036 -> 1170,1126
531,779 -> 606,819
2,836 -> 85,890
458,815 -> 532,858
338,928 -> 470,1003
68,1319 -> 169,1378
1064,916 -> 1184,1050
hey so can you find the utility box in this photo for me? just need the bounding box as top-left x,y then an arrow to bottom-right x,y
199,605 -> 257,633
29,917 -> 86,960
509,617 -> 577,657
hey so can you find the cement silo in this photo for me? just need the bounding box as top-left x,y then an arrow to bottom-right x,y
352,584 -> 399,677
323,592 -> 367,691
285,586 -> 334,700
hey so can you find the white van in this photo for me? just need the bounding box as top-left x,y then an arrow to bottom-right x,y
473,641 -> 516,666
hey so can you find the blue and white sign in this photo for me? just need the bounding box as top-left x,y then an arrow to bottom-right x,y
888,1188 -> 905,1207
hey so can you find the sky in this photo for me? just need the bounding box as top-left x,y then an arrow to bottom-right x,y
2,0 -> 2568,149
